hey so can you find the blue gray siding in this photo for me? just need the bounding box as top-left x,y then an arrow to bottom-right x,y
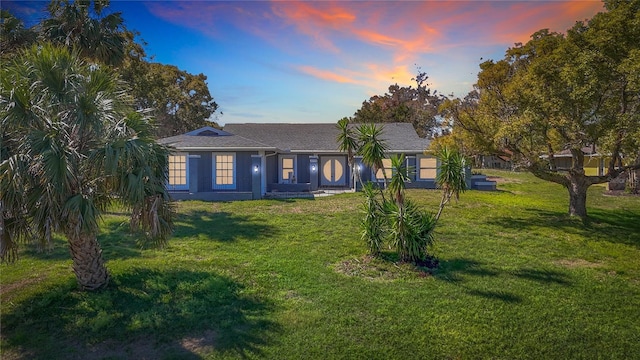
235,152 -> 254,192
187,151 -> 257,193
266,155 -> 278,184
297,155 -> 311,184
356,153 -> 437,189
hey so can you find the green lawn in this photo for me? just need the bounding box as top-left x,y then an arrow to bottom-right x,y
1,170 -> 639,359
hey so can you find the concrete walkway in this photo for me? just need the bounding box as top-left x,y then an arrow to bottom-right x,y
265,189 -> 355,199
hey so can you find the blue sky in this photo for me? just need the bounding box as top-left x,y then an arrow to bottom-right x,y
4,1 -> 605,125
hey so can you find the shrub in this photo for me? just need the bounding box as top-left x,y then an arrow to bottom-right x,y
361,182 -> 385,256
385,200 -> 435,263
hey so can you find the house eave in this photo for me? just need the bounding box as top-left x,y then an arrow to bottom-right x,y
540,153 -> 604,159
280,149 -> 426,154
171,147 -> 278,152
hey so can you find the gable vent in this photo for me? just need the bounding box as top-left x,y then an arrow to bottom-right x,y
197,130 -> 218,136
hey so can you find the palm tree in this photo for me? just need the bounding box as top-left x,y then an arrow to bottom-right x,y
356,123 -> 389,194
0,9 -> 37,58
41,0 -> 128,66
0,44 -> 174,290
336,117 -> 360,190
435,147 -> 467,222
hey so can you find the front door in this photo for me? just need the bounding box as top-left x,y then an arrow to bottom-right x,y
321,156 -> 346,186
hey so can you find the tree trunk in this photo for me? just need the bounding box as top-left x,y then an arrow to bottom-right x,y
632,169 -> 640,194
567,177 -> 589,219
66,231 -> 109,291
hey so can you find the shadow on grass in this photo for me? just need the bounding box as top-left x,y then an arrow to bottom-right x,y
174,210 -> 277,242
19,219 -> 145,262
19,237 -> 70,262
466,289 -> 523,303
486,208 -> 640,248
12,209 -> 278,264
434,258 -> 572,303
265,197 -> 314,203
434,258 -> 499,283
99,220 -> 148,260
1,268 -> 281,359
513,268 -> 572,285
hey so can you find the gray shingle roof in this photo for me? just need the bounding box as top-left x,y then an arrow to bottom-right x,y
157,133 -> 275,151
223,122 -> 430,153
157,123 -> 430,153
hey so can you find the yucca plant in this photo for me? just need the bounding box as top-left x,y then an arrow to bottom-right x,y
385,155 -> 435,263
336,117 -> 360,191
435,147 -> 467,222
387,154 -> 411,206
361,182 -> 385,256
357,123 -> 389,195
384,200 -> 436,263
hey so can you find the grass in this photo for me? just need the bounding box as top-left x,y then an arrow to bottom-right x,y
1,170 -> 639,359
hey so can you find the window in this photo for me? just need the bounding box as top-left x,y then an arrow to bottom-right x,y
213,153 -> 235,189
168,153 -> 188,190
280,155 -> 297,183
375,158 -> 392,181
418,156 -> 437,179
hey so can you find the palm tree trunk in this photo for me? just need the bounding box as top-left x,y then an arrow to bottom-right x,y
66,230 -> 109,290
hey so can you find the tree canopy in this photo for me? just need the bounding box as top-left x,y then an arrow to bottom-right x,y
352,71 -> 444,138
121,61 -> 220,137
0,44 -> 174,289
0,9 -> 37,56
439,0 -> 640,218
41,0 -> 129,66
2,0 -> 220,138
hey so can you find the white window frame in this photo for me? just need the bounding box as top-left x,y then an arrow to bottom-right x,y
168,153 -> 189,191
417,155 -> 438,180
212,152 -> 236,190
279,155 -> 297,184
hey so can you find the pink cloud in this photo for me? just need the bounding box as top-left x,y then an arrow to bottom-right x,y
297,66 -> 359,84
144,0 -> 605,91
489,1 -> 605,45
270,1 -> 356,52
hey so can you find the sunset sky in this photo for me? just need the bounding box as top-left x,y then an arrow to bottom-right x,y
4,1 -> 605,125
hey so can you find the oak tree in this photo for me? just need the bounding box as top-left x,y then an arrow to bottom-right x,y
440,0 -> 640,218
352,71 -> 443,138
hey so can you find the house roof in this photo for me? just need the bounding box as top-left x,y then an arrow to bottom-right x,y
548,146 -> 601,158
158,122 -> 430,153
157,128 -> 276,151
224,122 -> 430,153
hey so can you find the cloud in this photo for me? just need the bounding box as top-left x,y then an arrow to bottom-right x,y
270,1 -> 356,52
296,62 -> 417,97
144,0 -> 605,99
144,1 -> 267,39
488,1 -> 605,45
297,66 -> 359,84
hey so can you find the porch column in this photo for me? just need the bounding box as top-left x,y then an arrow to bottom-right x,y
309,156 -> 318,191
464,166 -> 472,190
355,156 -> 363,191
251,155 -> 263,200
188,155 -> 200,193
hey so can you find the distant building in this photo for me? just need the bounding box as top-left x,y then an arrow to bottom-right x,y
542,146 -> 608,176
480,151 -> 512,170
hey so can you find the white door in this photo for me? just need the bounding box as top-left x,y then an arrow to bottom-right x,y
321,156 -> 346,186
